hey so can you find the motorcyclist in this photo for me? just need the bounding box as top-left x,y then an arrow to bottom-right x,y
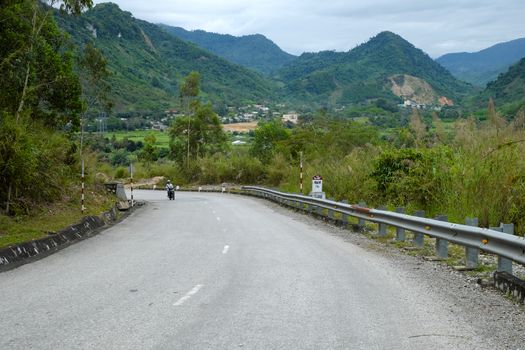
166,180 -> 174,198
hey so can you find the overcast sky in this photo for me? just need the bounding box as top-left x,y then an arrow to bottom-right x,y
93,0 -> 525,58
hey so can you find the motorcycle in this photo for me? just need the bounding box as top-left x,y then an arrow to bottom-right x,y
167,187 -> 175,200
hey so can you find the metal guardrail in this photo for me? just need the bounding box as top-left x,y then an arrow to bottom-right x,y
242,186 -> 525,269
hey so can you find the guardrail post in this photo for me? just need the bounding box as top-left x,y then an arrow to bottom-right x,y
413,210 -> 425,247
395,207 -> 406,241
317,204 -> 324,217
328,199 -> 335,220
465,218 -> 479,269
341,200 -> 349,227
357,201 -> 366,230
435,215 -> 449,259
378,206 -> 387,236
493,223 -> 514,274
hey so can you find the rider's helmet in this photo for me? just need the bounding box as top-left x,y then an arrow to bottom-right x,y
167,180 -> 171,183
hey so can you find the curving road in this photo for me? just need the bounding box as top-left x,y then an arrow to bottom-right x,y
0,190 -> 522,349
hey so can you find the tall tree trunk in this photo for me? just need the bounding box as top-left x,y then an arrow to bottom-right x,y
15,5 -> 37,123
15,3 -> 51,123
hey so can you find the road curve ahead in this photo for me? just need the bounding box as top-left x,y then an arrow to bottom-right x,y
0,190 -> 520,349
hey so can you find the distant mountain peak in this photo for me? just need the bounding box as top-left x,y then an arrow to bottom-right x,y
437,36 -> 525,86
159,24 -> 296,75
278,31 -> 471,106
358,31 -> 417,53
375,30 -> 401,39
91,2 -> 128,15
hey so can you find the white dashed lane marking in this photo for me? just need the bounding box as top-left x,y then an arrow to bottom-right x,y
222,245 -> 230,254
173,285 -> 203,306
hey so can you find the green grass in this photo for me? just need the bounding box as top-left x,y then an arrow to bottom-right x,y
110,130 -> 171,149
0,190 -> 116,249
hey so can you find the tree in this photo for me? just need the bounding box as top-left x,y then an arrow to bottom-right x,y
78,40 -> 111,157
250,120 -> 290,163
487,98 -> 506,131
179,71 -> 200,166
409,109 -> 426,147
0,0 -> 92,214
169,102 -> 228,164
0,0 -> 92,127
139,133 -> 158,164
432,112 -> 446,144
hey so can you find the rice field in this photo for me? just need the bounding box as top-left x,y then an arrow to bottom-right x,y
110,130 -> 171,148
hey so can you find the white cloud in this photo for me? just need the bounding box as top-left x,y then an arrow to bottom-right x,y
93,0 -> 525,57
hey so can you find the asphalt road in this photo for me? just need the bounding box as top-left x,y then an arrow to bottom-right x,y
0,190 -> 516,349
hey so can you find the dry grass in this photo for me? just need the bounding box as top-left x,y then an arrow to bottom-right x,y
222,122 -> 258,132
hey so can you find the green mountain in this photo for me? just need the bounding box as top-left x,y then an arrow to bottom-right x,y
437,38 -> 525,87
54,3 -> 277,113
159,25 -> 296,76
483,57 -> 525,111
278,31 -> 472,107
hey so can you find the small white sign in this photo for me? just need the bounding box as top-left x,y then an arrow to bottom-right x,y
312,175 -> 323,193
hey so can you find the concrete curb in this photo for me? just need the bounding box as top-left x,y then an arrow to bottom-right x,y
0,202 -> 144,273
494,271 -> 525,304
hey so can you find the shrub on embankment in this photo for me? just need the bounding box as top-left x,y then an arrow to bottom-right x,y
273,111 -> 525,235
103,108 -> 525,236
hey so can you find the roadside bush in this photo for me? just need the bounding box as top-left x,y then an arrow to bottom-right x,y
195,151 -> 266,184
0,115 -> 76,215
146,161 -> 185,184
114,167 -> 129,179
370,146 -> 453,209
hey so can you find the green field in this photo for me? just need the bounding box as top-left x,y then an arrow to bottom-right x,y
110,129 -> 253,149
110,130 -> 171,149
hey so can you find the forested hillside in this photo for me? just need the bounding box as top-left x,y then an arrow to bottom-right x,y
483,58 -> 525,114
0,0 -> 115,234
55,3 -> 278,112
278,31 -> 472,107
159,25 -> 296,76
437,37 -> 525,86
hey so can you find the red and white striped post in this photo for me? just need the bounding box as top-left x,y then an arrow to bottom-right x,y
299,151 -> 303,194
81,159 -> 85,214
130,162 -> 134,207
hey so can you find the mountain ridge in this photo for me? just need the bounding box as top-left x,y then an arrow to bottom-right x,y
159,24 -> 296,75
437,37 -> 525,86
278,31 -> 472,107
54,2 -> 278,113
483,57 -> 525,112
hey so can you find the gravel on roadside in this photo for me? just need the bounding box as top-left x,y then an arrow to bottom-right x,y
261,198 -> 525,350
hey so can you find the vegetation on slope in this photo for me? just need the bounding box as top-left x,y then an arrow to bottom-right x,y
437,37 -> 525,86
278,31 -> 473,107
483,58 -> 525,115
55,3 -> 278,113
0,0 -> 116,247
159,25 -> 296,76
